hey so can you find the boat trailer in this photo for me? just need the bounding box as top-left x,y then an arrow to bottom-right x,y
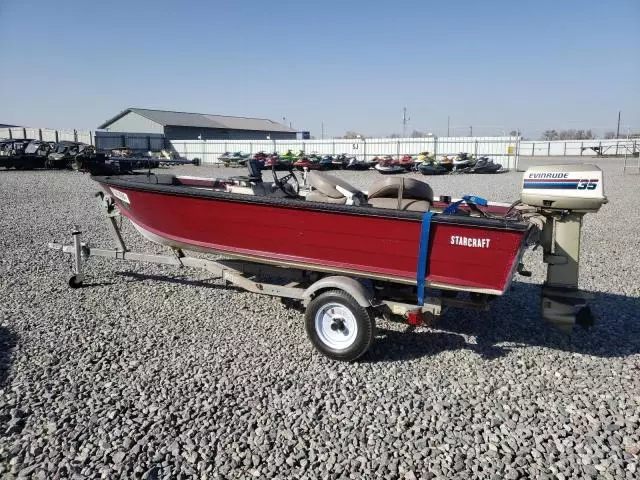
48,191 -> 500,360
49,164 -> 607,361
48,195 -> 488,316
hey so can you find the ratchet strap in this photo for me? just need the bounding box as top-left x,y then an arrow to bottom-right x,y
443,194 -> 488,215
416,211 -> 434,306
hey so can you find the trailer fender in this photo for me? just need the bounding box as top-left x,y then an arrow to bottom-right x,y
303,276 -> 375,308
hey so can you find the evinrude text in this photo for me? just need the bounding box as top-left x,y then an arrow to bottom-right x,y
527,172 -> 569,179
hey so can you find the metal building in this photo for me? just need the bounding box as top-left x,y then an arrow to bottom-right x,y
97,108 -> 301,142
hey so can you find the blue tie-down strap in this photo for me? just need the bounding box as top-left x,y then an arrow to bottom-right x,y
443,194 -> 488,215
416,212 -> 434,306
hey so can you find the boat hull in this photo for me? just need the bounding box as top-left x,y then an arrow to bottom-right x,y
96,176 -> 531,295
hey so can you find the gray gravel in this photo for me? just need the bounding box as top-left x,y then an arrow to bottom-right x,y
0,157 -> 639,479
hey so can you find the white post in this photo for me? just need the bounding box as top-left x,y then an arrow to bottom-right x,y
72,231 -> 84,282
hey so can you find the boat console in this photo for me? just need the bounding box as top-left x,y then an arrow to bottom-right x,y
174,160 -> 299,198
226,158 -> 264,185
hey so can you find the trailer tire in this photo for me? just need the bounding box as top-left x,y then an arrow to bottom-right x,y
305,289 -> 375,362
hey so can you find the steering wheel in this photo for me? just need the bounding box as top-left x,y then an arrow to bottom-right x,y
272,163 -> 300,197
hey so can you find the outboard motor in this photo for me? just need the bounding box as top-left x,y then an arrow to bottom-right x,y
521,165 -> 607,331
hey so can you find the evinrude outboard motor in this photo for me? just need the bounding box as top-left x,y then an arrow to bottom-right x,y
521,165 -> 607,331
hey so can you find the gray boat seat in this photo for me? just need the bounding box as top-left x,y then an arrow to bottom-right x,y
306,171 -> 365,205
250,181 -> 277,195
367,177 -> 433,212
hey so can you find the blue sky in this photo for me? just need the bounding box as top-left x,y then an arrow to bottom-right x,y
0,0 -> 638,138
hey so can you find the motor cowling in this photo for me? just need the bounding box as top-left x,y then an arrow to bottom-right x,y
521,164 -> 607,212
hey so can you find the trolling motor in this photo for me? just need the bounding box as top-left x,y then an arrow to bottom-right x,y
521,165 -> 608,331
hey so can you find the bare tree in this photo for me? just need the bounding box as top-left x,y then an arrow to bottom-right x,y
509,130 -> 519,136
341,131 -> 364,139
388,133 -> 402,138
542,129 -> 595,140
616,131 -> 640,138
604,131 -> 616,139
410,130 -> 425,138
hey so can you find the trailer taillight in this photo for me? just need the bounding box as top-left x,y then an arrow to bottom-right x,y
406,310 -> 423,327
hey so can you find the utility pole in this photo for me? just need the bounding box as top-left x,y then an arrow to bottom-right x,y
447,116 -> 450,137
402,107 -> 409,138
469,126 -> 473,137
616,110 -> 621,139
321,121 -> 324,140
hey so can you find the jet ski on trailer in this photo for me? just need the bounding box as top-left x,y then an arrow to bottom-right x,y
49,161 -> 607,361
466,156 -> 504,174
375,158 -> 405,174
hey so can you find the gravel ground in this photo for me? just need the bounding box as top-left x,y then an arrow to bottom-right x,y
0,157 -> 638,479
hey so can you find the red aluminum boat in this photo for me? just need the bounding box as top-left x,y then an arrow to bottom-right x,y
96,171 -> 531,295
50,162 -> 606,361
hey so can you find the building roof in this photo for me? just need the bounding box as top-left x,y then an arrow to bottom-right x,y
98,108 -> 297,132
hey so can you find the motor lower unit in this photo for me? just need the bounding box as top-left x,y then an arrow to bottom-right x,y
522,165 -> 607,331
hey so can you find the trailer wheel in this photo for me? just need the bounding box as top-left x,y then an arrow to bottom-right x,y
68,275 -> 83,289
305,289 -> 375,362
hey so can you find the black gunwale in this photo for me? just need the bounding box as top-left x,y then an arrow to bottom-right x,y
93,174 -> 530,232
